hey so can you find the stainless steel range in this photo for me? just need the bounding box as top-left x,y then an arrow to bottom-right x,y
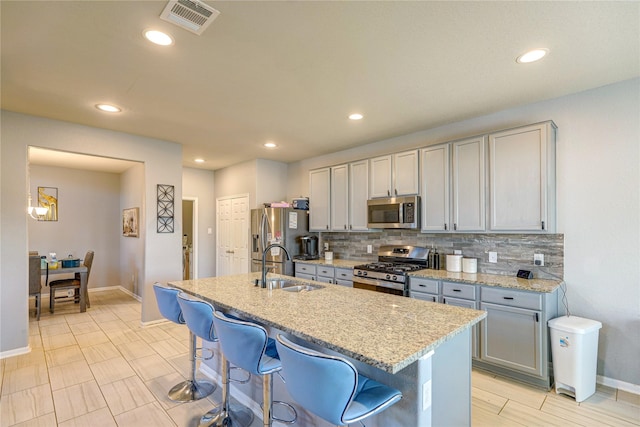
353,245 -> 430,296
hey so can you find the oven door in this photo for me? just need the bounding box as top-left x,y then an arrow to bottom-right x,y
352,276 -> 406,296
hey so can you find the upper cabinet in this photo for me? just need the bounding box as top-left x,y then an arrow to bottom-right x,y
422,137 -> 486,232
369,150 -> 420,198
488,122 -> 556,232
452,136 -> 487,232
348,160 -> 369,231
309,167 -> 330,231
421,144 -> 450,232
330,164 -> 349,231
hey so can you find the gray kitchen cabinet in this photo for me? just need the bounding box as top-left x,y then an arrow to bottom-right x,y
421,144 -> 450,232
294,262 -> 316,281
452,136 -> 486,231
409,277 -> 440,302
478,286 -> 558,388
442,282 -> 479,359
309,168 -> 330,231
334,267 -> 354,287
369,150 -> 419,198
348,160 -> 369,231
317,265 -> 335,282
330,164 -> 349,231
488,121 -> 557,232
330,161 -> 369,232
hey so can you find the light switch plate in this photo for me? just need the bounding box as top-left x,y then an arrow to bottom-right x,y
489,251 -> 498,263
534,253 -> 544,266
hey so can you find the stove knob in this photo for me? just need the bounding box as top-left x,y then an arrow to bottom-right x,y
363,271 -> 367,277
386,274 -> 391,280
393,275 -> 398,281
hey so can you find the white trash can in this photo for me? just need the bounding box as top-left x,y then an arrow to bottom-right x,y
548,315 -> 602,402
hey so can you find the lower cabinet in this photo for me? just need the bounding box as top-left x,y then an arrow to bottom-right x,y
408,276 -> 558,388
442,282 -> 478,359
295,263 -> 353,286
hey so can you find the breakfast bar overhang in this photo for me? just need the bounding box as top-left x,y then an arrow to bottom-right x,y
169,272 -> 486,426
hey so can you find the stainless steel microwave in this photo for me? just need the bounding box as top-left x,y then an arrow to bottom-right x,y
367,195 -> 420,229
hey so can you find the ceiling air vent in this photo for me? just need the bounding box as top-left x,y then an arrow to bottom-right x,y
160,0 -> 220,35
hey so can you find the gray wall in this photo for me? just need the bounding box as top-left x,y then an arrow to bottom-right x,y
287,78 -> 640,387
28,165 -> 122,290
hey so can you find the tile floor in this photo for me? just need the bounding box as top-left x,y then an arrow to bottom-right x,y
1,289 -> 639,426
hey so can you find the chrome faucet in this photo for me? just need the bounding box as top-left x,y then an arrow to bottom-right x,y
261,243 -> 291,288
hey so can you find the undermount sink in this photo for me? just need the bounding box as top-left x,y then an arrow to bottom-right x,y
265,279 -> 324,292
281,284 -> 324,293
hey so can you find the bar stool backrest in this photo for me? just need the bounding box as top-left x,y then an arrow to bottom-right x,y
276,334 -> 358,426
177,292 -> 217,341
153,283 -> 184,324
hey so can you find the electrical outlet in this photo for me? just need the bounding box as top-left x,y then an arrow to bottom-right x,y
324,242 -> 329,251
367,245 -> 372,254
534,253 -> 544,266
489,251 -> 498,263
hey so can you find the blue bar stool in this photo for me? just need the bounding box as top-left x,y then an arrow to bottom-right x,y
275,334 -> 403,426
153,283 -> 215,402
177,292 -> 254,427
212,311 -> 297,427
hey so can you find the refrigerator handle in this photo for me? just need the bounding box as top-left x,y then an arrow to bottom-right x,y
260,210 -> 268,250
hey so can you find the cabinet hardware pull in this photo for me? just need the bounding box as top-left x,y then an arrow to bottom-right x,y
541,221 -> 545,230
387,190 -> 390,196
394,189 -> 398,195
453,289 -> 461,292
326,225 -> 329,230
432,296 -> 436,302
503,297 -> 514,300
349,224 -> 352,230
444,223 -> 447,231
419,284 -> 426,287
344,224 -> 347,230
454,223 -> 457,231
443,298 -> 446,303
535,312 -> 539,322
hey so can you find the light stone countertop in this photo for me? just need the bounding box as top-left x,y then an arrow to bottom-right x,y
293,258 -> 362,269
169,271 -> 486,374
409,269 -> 563,293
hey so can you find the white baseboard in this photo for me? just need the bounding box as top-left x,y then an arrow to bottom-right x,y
0,345 -> 31,360
598,375 -> 640,395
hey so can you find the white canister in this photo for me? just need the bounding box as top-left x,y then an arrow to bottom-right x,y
324,251 -> 333,262
446,254 -> 463,272
463,258 -> 478,273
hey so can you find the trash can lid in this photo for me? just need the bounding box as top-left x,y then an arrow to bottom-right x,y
548,315 -> 602,334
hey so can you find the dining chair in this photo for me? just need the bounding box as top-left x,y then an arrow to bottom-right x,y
29,255 -> 43,321
49,250 -> 94,313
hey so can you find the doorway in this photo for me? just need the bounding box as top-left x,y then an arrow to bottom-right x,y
182,198 -> 198,280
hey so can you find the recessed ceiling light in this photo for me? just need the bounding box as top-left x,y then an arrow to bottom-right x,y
95,104 -> 121,113
264,142 -> 277,148
349,113 -> 363,120
144,29 -> 174,46
194,158 -> 205,163
516,48 -> 549,64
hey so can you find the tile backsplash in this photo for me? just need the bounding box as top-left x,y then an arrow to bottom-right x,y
319,231 -> 564,280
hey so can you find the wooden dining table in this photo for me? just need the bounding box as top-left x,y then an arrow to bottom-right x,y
43,265 -> 89,312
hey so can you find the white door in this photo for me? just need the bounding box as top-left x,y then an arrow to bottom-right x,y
216,194 -> 249,276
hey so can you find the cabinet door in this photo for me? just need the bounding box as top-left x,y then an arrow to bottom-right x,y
452,136 -> 486,231
330,165 -> 349,231
489,122 -> 555,231
422,145 -> 450,231
393,150 -> 420,196
480,302 -> 543,377
369,155 -> 392,198
349,160 -> 369,231
443,297 -> 479,359
309,168 -> 331,231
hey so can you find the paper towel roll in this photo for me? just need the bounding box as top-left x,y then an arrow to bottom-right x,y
446,254 -> 463,272
463,258 -> 478,273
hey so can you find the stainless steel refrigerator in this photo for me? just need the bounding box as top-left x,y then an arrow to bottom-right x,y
250,207 -> 310,275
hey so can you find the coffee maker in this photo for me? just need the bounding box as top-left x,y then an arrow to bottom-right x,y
296,235 -> 318,260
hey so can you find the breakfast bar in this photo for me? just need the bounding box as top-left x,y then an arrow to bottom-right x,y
169,272 -> 486,426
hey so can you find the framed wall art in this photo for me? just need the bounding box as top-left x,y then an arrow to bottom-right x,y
123,207 -> 139,237
37,186 -> 58,221
157,184 -> 175,233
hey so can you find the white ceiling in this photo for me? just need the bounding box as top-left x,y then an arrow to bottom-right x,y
2,1 -> 639,172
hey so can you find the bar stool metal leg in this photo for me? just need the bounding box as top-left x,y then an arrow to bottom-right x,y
169,331 -> 216,402
199,353 -> 254,427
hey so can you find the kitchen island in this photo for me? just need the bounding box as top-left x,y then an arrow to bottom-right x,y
169,272 -> 486,426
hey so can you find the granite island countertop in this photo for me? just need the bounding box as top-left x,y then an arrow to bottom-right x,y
169,272 -> 486,374
409,269 -> 563,293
